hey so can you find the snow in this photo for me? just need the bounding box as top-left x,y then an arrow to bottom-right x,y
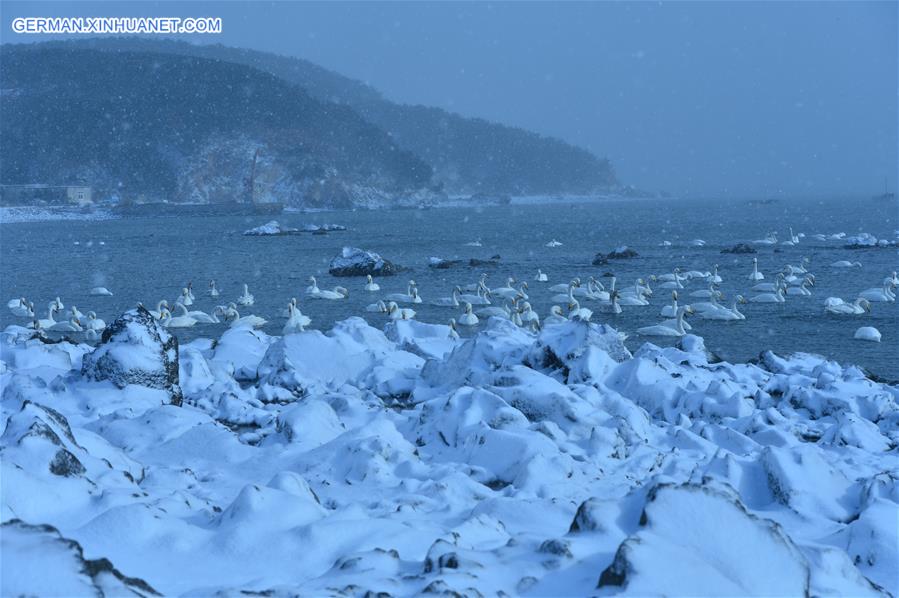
1,314 -> 897,596
0,206 -> 116,224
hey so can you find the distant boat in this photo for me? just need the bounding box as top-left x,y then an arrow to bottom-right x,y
873,177 -> 896,201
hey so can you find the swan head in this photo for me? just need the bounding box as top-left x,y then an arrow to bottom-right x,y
209,280 -> 216,287
736,295 -> 746,304
449,318 -> 457,330
672,291 -> 678,300
387,301 -> 399,314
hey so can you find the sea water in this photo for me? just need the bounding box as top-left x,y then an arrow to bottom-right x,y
2,196 -> 897,378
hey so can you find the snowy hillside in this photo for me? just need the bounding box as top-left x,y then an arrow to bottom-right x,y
1,310 -> 897,595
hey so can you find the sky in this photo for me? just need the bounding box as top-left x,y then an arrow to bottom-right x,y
2,1 -> 897,198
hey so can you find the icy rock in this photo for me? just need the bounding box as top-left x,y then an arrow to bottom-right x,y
529,319 -> 631,383
80,306 -> 182,406
597,483 -> 809,595
0,519 -> 159,597
243,220 -> 298,235
328,246 -> 403,277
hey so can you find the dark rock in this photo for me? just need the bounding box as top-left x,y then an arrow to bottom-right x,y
594,246 -> 638,264
428,257 -> 463,269
569,498 -> 605,533
81,305 -> 182,406
469,255 -> 501,267
720,243 -> 757,254
328,247 -> 404,277
49,448 -> 86,477
539,539 -> 573,558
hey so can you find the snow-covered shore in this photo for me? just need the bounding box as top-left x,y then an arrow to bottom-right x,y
1,311 -> 896,596
0,206 -> 116,224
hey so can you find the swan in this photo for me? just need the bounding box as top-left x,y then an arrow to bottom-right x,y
831,260 -> 862,268
90,287 -> 113,296
752,233 -> 778,246
283,302 -> 312,334
567,297 -> 593,321
387,302 -> 416,320
432,287 -> 462,307
535,269 -> 549,282
698,296 -> 747,321
214,304 -> 267,329
585,278 -> 610,302
50,297 -> 64,311
185,307 -> 219,324
476,302 -> 512,319
163,303 -> 198,328
859,282 -> 896,303
543,306 -> 568,326
551,281 -> 579,304
659,240 -> 673,247
519,302 -> 540,325
637,306 -> 693,337
8,298 -> 34,318
788,227 -> 800,244
886,271 -> 899,286
709,265 -> 723,284
448,319 -> 460,340
186,283 -> 196,303
785,278 -> 813,297
65,305 -> 84,320
306,277 -> 349,300
209,280 -> 221,297
237,284 -> 255,306
690,239 -> 706,247
176,287 -> 194,307
366,300 -> 389,313
747,257 -> 764,281
31,306 -> 59,330
549,278 -> 580,294
660,291 -> 680,317
464,239 -> 483,247
458,303 -> 479,326
618,280 -> 650,306
462,273 -> 489,293
510,307 -> 524,327
459,287 -> 492,306
596,290 -> 622,314
854,327 -> 881,342
385,280 -> 421,304
752,273 -> 785,293
148,300 -> 170,320
824,297 -> 870,315
658,268 -> 685,289
691,290 -> 725,313
49,316 -> 83,333
364,275 -> 380,292
545,239 -> 563,248
690,282 -> 720,299
492,278 -> 522,300
749,283 -> 786,303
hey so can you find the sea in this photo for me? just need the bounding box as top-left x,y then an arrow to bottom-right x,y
2,196 -> 897,379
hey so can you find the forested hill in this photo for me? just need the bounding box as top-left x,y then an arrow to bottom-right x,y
22,38 -> 618,196
0,46 -> 434,207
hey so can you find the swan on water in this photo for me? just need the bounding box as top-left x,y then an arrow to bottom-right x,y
545,239 -> 563,248
785,277 -> 814,297
84,311 -> 107,332
90,287 -> 113,296
366,300 -> 389,313
163,303 -> 198,328
824,297 -> 870,315
658,240 -> 672,247
691,290 -> 725,313
307,277 -> 349,300
237,284 -> 255,306
148,300 -> 170,320
658,268 -> 685,289
459,286 -> 492,306
476,300 -> 513,319
209,280 -> 221,297
185,307 -> 219,324
364,275 -> 380,292
689,239 -> 706,247
752,273 -> 785,293
749,283 -> 786,303
660,291 -> 680,317
493,278 -> 526,300
567,297 -> 593,321
214,304 -> 267,329
858,282 -> 896,303
464,239 -> 483,247
618,280 -> 650,306
49,316 -> 83,333
753,233 -> 778,245
534,269 -> 549,282
543,306 -> 568,326
385,281 -> 422,304
854,327 -> 881,342
8,298 -> 34,318
176,287 -> 194,307
432,287 -> 462,307
551,281 -> 579,304
462,273 -> 489,293
519,302 -> 540,326
283,302 -> 312,334
596,290 -> 623,314
747,258 -> 764,281
65,305 -> 84,320
709,265 -> 723,284
697,296 -> 746,321
448,319 -> 460,340
387,301 -> 416,321
549,278 -> 580,294
831,260 -> 862,268
637,306 -> 693,337
690,282 -> 720,299
458,303 -> 479,326
30,306 -> 59,330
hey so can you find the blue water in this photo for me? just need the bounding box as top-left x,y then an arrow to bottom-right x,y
2,196 -> 897,378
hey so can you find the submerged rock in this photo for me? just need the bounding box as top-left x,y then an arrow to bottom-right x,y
469,254 -> 501,267
328,246 -> 403,277
80,306 -> 182,405
593,246 -> 638,264
428,257 -> 463,269
721,243 -> 757,254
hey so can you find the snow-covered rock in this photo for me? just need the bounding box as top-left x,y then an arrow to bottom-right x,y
328,246 -> 403,277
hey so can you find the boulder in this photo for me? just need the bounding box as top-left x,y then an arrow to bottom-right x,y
593,246 -> 638,264
328,247 -> 403,277
80,306 -> 182,405
720,243 -> 757,254
428,257 -> 463,269
469,255 -> 501,267
243,220 -> 299,236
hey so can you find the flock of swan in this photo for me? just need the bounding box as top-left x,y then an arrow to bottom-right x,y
7,250 -> 896,344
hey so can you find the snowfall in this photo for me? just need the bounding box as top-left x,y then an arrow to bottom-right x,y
1,307 -> 897,596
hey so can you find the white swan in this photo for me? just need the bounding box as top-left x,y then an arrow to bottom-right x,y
596,290 -> 623,314
65,305 -> 84,320
534,269 -> 548,282
283,302 -> 312,334
8,298 -> 34,318
49,316 -> 83,333
163,303 -> 198,328
543,306 -> 568,326
185,307 -> 219,324
432,287 -> 462,307
658,268 -> 685,289
859,282 -> 896,303
387,301 -> 416,321
618,280 -> 650,306
214,304 -> 267,329
698,296 -> 746,321
660,291 -> 680,317
448,319 -> 461,340
549,278 -> 580,294
237,284 -> 255,306
462,273 -> 489,293
364,275 -> 380,292
464,239 -> 483,247
545,239 -> 563,248
752,273 -> 785,293
492,278 -> 524,300
366,300 -> 389,313
749,283 -> 786,303
691,290 -> 725,313
551,281 -> 579,304
458,303 -> 479,326
752,233 -> 778,245
148,300 -> 170,320
785,278 -> 813,297
306,277 -> 349,300
176,287 -> 194,307
519,302 -> 540,326
385,280 -> 421,304
476,301 -> 513,319
854,327 -> 881,342
709,265 -> 723,284
825,297 -> 870,315
31,306 -> 59,330
830,260 -> 861,269
689,239 -> 706,247
567,297 -> 593,321
747,257 -> 764,281
209,280 -> 221,297
690,282 -> 720,299
90,287 -> 113,296
637,306 -> 693,337
459,286 -> 492,306
85,311 -> 107,332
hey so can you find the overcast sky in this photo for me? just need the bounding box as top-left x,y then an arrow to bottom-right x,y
2,1 -> 897,198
